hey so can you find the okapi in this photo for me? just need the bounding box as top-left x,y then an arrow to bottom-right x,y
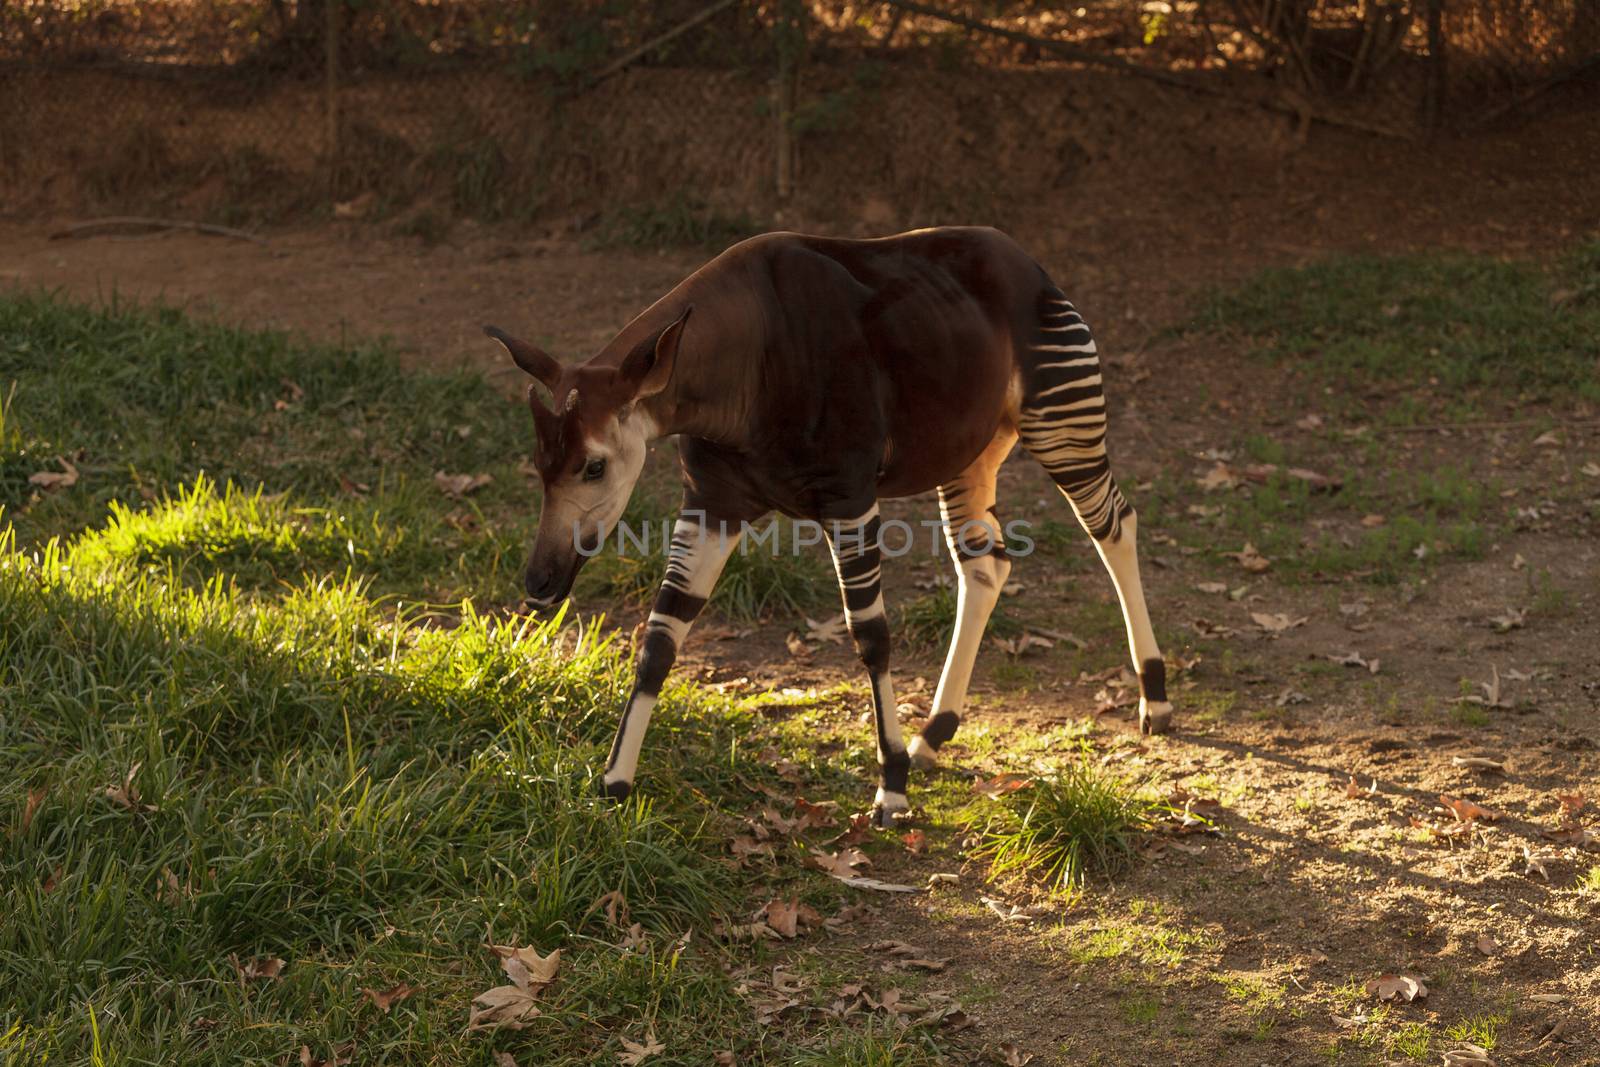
485,226 -> 1170,825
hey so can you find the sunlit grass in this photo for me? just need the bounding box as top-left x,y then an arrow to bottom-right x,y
970,759 -> 1155,896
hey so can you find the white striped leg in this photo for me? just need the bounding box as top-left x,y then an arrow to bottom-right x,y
909,482 -> 1012,770
910,549 -> 1009,771
825,504 -> 909,825
1090,510 -> 1170,734
601,514 -> 741,800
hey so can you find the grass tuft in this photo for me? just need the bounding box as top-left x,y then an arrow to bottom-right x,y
971,760 -> 1154,895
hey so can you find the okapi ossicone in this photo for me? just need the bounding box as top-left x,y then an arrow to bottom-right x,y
485,226 -> 1170,825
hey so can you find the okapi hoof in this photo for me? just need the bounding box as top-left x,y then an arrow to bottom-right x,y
1139,700 -> 1174,736
872,788 -> 911,828
600,778 -> 632,803
907,735 -> 938,771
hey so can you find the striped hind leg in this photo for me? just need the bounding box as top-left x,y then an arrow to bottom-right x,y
1018,292 -> 1172,734
908,428 -> 1018,770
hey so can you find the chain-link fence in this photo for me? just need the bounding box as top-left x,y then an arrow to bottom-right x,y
2,1 -> 1594,226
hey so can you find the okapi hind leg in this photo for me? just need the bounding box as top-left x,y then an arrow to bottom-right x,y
909,429 -> 1018,770
601,512 -> 742,800
824,503 -> 911,826
1018,289 -> 1172,734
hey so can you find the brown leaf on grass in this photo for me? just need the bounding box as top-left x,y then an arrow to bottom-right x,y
1194,581 -> 1229,594
1366,973 -> 1428,1002
1522,845 -> 1558,881
784,632 -> 812,660
759,899 -> 821,939
588,889 -> 629,927
28,456 -> 79,490
360,981 -> 416,1013
999,1042 -> 1036,1066
1487,608 -> 1526,633
1439,795 -> 1501,823
808,847 -> 871,877
297,1043 -> 353,1067
1441,1044 -> 1494,1066
900,829 -> 926,854
1328,650 -> 1381,673
488,943 -> 561,988
897,957 -> 948,972
1360,513 -> 1387,527
18,786 -> 46,837
615,1029 -> 665,1065
1346,775 -> 1378,800
469,941 -> 559,1032
830,810 -> 875,845
433,470 -> 493,498
105,762 -> 156,812
823,903 -> 875,930
792,797 -> 839,831
231,954 -> 286,981
1251,611 -> 1309,634
972,773 -> 1032,799
1451,756 -> 1506,773
1226,542 -> 1272,572
866,939 -> 920,956
1196,463 -> 1239,492
494,1053 -> 521,1067
993,632 -> 1053,657
1238,463 -> 1342,492
468,984 -> 542,1032
1556,793 -> 1586,819
157,867 -> 191,906
618,923 -> 647,952
729,835 -> 775,863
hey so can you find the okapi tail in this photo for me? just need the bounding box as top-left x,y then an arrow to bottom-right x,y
1015,285 -> 1132,543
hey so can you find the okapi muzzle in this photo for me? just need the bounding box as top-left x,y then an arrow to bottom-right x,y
483,311 -> 690,609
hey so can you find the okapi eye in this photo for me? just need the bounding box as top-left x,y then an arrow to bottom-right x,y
582,458 -> 607,482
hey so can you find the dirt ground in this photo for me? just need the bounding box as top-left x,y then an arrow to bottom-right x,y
3,90 -> 1599,1066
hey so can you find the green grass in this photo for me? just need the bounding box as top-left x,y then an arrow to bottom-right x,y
970,759 -> 1155,896
0,292 -> 937,1066
1192,243 -> 1600,400
1578,865 -> 1600,895
895,584 -> 1022,652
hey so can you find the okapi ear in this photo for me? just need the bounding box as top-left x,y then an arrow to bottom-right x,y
483,325 -> 561,388
619,305 -> 692,400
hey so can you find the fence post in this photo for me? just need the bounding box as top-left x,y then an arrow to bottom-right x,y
774,0 -> 801,201
325,0 -> 340,192
1423,0 -> 1446,133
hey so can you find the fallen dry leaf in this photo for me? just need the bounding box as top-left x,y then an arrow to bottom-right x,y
494,1053 -> 520,1067
1451,756 -> 1506,773
433,470 -> 493,498
232,954 -> 286,981
19,785 -> 46,836
833,876 -> 920,893
615,1029 -> 665,1065
1366,973 -> 1427,1002
1441,1043 -> 1494,1066
980,897 -> 1035,923
1194,581 -> 1229,594
1522,844 -> 1558,881
361,981 -> 416,1013
1439,795 -> 1501,822
105,762 -> 156,812
900,829 -> 926,854
808,847 -> 871,878
1251,611 -> 1308,634
297,1043 -> 354,1067
1196,462 -> 1238,492
1476,932 -> 1499,956
972,773 -> 1032,799
469,942 -> 560,1032
28,456 -> 79,490
759,898 -> 821,939
999,1042 -> 1036,1066
1226,542 -> 1272,572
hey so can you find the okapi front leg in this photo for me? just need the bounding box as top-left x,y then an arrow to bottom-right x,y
825,504 -> 910,825
602,514 -> 740,800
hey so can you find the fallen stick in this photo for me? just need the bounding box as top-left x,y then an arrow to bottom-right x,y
49,216 -> 268,246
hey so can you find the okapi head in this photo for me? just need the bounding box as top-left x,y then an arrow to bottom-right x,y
484,307 -> 691,607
